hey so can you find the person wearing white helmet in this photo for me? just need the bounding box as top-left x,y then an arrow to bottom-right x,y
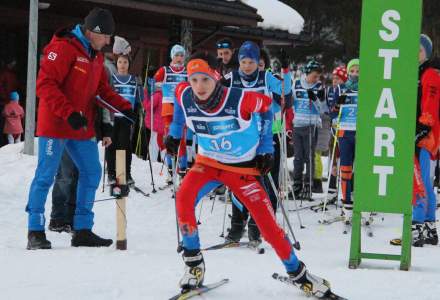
154,44 -> 193,181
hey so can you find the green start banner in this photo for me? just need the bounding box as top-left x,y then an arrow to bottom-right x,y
354,0 -> 421,214
349,0 -> 421,270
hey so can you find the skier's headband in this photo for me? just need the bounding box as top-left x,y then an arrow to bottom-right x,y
187,59 -> 220,81
217,41 -> 232,49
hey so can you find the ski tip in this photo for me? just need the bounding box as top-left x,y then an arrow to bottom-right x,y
272,273 -> 279,279
325,291 -> 349,300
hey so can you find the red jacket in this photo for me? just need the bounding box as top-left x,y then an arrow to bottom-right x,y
417,61 -> 440,158
2,101 -> 24,134
36,27 -> 132,139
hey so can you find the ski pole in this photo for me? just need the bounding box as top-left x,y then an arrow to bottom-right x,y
220,188 -> 229,238
146,77 -> 157,193
96,97 -> 135,124
196,196 -> 205,225
320,109 -> 342,223
147,151 -> 157,193
268,174 -> 301,250
102,149 -> 107,193
275,121 -> 305,229
282,167 -> 305,229
171,157 -> 183,253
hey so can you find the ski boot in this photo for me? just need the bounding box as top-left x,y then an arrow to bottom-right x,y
412,223 -> 425,247
71,230 -> 113,247
178,168 -> 187,179
166,168 -> 173,186
48,219 -> 72,233
299,183 -> 312,201
248,221 -> 262,247
215,185 -> 227,202
423,221 -> 438,245
342,203 -> 353,224
225,221 -> 245,242
27,231 -> 52,250
292,182 -> 302,199
288,261 -> 331,298
179,250 -> 205,290
312,178 -> 323,193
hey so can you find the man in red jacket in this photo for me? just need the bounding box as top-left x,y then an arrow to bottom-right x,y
26,8 -> 134,250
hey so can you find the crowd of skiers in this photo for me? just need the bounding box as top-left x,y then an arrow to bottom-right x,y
21,6 -> 439,299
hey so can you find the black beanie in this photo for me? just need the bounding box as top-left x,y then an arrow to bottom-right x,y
84,8 -> 115,35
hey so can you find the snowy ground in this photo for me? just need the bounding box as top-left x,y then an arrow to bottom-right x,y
0,142 -> 439,300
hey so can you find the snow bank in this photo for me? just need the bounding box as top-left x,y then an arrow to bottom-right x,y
242,0 -> 304,34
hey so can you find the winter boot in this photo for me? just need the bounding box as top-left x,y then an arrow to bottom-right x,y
179,250 -> 205,290
71,230 -> 113,247
312,178 -> 323,193
48,219 -> 72,233
424,221 -> 438,245
288,261 -> 331,298
27,231 -> 52,250
412,223 -> 425,247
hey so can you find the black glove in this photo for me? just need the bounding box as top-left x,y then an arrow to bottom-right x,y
337,94 -> 347,105
307,90 -> 317,102
165,135 -> 181,156
67,112 -> 88,130
415,122 -> 431,144
317,89 -> 325,102
256,154 -> 274,175
121,109 -> 136,124
280,49 -> 290,69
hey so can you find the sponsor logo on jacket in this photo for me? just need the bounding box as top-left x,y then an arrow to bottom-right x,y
77,56 -> 89,63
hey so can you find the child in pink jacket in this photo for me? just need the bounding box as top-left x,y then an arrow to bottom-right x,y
2,91 -> 24,144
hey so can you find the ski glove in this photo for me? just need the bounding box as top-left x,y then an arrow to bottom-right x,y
307,90 -> 318,102
165,135 -> 181,156
67,112 -> 88,130
415,122 -> 431,144
280,49 -> 290,69
256,154 -> 274,175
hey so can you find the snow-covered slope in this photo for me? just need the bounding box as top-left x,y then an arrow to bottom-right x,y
0,142 -> 439,300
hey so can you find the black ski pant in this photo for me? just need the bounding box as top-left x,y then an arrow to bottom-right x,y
106,117 -> 133,177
